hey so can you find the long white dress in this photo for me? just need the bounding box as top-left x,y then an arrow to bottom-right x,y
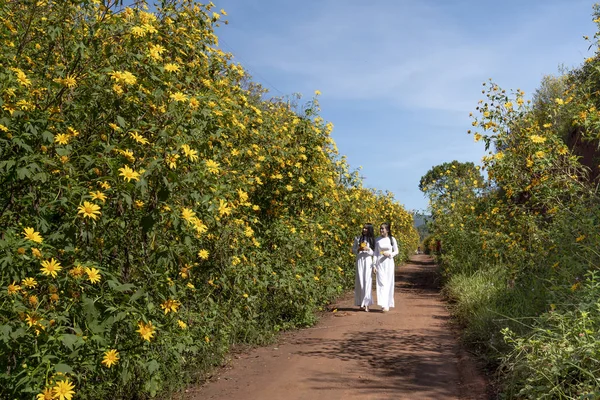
352,236 -> 374,307
374,236 -> 398,309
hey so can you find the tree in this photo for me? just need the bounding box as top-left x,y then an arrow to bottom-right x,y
419,161 -> 484,203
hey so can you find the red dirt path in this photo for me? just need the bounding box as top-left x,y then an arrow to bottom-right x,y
185,255 -> 489,400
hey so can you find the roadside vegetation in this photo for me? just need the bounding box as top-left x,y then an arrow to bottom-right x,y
421,4 -> 600,398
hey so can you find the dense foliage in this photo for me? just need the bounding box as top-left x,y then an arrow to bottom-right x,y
422,4 -> 600,398
0,1 -> 418,398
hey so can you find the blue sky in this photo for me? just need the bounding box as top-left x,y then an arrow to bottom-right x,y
211,0 -> 597,212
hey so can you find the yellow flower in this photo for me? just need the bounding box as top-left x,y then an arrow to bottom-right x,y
534,151 -> 545,159
180,144 -> 199,162
198,249 -> 209,260
218,199 -> 232,216
530,135 -> 546,144
147,44 -> 166,60
164,63 -> 180,72
78,201 -> 101,220
576,234 -> 586,242
23,227 -> 43,243
62,75 -> 77,88
40,258 -> 62,278
22,277 -> 37,288
100,181 -> 111,190
129,132 -> 149,144
109,70 -> 137,85
11,67 -> 31,87
205,336 -> 210,343
178,319 -> 187,329
170,92 -> 188,102
101,349 -> 119,368
52,379 -> 75,400
89,191 -> 107,203
243,293 -> 248,298
0,124 -> 8,132
314,90 -> 321,96
473,133 -> 482,142
205,159 -> 220,174
160,298 -> 181,314
36,387 -> 53,400
192,217 -> 208,234
313,276 -> 319,281
54,133 -> 70,145
25,313 -> 41,327
85,267 -> 102,284
165,153 -> 180,169
286,185 -> 293,191
8,281 -> 21,295
69,265 -> 85,278
181,207 -> 196,222
130,25 -> 147,37
136,321 -> 156,341
119,165 -> 140,182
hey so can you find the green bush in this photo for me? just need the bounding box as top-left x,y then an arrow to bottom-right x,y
0,1 -> 419,399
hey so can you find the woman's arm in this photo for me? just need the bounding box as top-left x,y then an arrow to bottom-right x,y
390,237 -> 399,257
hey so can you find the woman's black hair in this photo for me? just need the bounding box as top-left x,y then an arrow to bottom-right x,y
360,223 -> 375,250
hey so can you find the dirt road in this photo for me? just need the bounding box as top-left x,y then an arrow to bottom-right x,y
186,255 -> 489,400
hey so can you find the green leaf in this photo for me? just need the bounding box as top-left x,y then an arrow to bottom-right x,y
146,359 -> 160,374
61,334 -> 84,350
55,363 -> 74,374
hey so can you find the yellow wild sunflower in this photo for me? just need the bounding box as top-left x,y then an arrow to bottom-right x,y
77,201 -> 101,220
40,258 -> 62,278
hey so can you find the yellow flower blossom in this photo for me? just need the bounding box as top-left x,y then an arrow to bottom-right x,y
36,387 -> 53,400
164,63 -> 180,72
78,201 -> 101,220
530,135 -> 546,143
119,165 -> 140,182
181,207 -> 196,222
181,144 -> 198,161
136,321 -> 156,341
129,132 -> 149,144
147,44 -> 166,60
178,320 -> 187,329
166,153 -> 180,169
22,277 -> 37,288
89,191 -> 107,203
198,249 -> 209,259
160,298 -> 181,314
8,281 -> 21,295
40,258 -> 62,278
85,267 -> 102,284
23,227 -> 43,243
170,92 -> 188,102
203,160 -> 220,176
52,379 -> 75,400
54,133 -> 70,145
110,70 -> 137,85
11,67 -> 31,87
218,199 -> 232,216
101,349 -> 119,368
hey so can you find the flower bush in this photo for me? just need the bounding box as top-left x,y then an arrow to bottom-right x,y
0,1 -> 418,398
421,4 -> 600,397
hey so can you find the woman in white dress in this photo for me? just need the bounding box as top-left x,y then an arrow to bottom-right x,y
374,223 -> 399,312
352,223 -> 375,312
